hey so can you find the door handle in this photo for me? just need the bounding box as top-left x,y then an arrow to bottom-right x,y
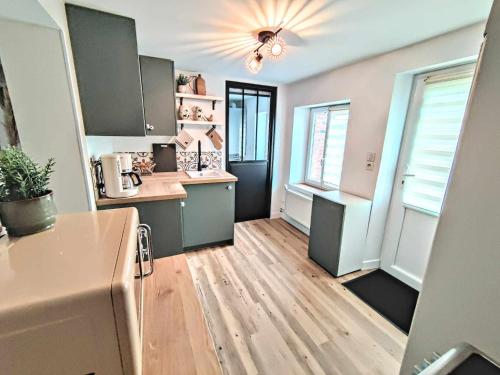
401,173 -> 416,185
138,224 -> 154,277
146,123 -> 154,131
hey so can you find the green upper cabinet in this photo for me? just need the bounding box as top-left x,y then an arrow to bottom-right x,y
182,182 -> 235,250
139,56 -> 178,136
66,4 -> 146,136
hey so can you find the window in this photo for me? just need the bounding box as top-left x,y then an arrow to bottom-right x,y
402,67 -> 474,214
305,104 -> 349,188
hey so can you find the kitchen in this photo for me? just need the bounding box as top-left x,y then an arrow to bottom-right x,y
1,1 -> 500,375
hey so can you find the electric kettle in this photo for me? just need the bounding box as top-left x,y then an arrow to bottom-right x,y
101,154 -> 142,198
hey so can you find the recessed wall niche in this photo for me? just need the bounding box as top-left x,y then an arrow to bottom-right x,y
0,58 -> 19,148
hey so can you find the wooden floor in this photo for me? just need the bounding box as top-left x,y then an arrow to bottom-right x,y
142,254 -> 220,375
186,219 -> 407,375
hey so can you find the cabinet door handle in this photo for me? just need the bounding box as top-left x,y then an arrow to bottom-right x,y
180,201 -> 185,207
146,123 -> 154,131
138,224 -> 154,277
226,185 -> 233,191
135,228 -> 144,279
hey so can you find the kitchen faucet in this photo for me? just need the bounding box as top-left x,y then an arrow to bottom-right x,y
197,140 -> 208,171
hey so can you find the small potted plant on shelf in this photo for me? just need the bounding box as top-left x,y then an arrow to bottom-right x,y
176,73 -> 190,93
0,146 -> 57,236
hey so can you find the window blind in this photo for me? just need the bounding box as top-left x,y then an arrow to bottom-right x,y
323,108 -> 349,187
402,72 -> 473,214
306,108 -> 328,184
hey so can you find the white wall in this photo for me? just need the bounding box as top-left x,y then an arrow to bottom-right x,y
276,23 -> 485,265
0,8 -> 92,213
400,1 -> 500,371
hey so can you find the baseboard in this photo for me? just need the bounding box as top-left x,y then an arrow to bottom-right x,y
282,213 -> 310,236
386,265 -> 422,291
270,210 -> 282,219
362,259 -> 380,270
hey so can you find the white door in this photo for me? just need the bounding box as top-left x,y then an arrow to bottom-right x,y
380,64 -> 475,290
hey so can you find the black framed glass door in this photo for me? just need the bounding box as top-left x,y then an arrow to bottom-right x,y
226,81 -> 277,222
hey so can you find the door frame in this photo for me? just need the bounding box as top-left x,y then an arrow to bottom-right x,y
225,80 -> 278,219
380,63 -> 476,290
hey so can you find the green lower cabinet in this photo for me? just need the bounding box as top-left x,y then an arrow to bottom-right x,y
182,182 -> 235,250
98,199 -> 183,258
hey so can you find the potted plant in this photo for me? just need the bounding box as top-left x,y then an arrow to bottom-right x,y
0,146 -> 56,236
176,74 -> 190,93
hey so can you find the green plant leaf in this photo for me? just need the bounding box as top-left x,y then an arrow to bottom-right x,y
0,146 -> 55,201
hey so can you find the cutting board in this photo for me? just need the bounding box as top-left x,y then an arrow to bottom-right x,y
153,143 -> 177,172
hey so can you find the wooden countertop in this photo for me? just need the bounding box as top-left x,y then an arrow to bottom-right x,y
96,171 -> 237,207
142,254 -> 221,375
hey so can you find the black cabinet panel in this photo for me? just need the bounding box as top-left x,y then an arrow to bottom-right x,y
66,4 -> 145,136
229,161 -> 269,222
140,56 -> 177,136
308,195 -> 345,276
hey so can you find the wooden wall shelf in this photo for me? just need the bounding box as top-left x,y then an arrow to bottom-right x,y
175,93 -> 224,109
177,120 -> 223,126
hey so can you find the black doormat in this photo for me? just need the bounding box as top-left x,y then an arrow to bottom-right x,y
450,353 -> 500,374
342,270 -> 419,334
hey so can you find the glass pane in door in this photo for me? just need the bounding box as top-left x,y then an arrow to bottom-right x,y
402,73 -> 473,214
243,89 -> 257,161
228,90 -> 243,161
228,88 -> 272,162
256,91 -> 271,160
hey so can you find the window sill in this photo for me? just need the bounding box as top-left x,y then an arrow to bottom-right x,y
287,183 -> 337,198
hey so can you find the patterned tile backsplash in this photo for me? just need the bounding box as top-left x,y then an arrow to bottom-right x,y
177,151 -> 222,171
126,150 -> 223,174
130,152 -> 156,175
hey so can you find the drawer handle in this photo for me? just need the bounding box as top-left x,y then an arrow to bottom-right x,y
226,185 -> 233,190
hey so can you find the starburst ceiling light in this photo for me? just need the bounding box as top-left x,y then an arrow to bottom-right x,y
246,28 -> 286,74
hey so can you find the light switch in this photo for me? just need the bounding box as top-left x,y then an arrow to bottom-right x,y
366,152 -> 376,171
366,152 -> 376,162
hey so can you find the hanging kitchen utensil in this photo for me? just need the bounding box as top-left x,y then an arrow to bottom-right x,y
175,128 -> 194,150
206,126 -> 223,150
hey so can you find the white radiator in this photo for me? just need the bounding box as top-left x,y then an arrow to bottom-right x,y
284,186 -> 313,229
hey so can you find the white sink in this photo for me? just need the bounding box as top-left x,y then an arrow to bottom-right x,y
186,170 -> 224,178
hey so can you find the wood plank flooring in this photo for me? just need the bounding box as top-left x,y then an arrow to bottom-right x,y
186,219 -> 407,375
142,254 -> 221,375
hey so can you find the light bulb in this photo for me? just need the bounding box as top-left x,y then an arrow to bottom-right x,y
266,35 -> 286,59
246,52 -> 263,74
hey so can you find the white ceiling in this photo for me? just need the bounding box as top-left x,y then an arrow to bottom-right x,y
68,0 -> 493,83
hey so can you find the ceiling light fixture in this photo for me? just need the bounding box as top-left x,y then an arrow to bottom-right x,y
246,51 -> 264,74
246,27 -> 286,74
266,34 -> 286,59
